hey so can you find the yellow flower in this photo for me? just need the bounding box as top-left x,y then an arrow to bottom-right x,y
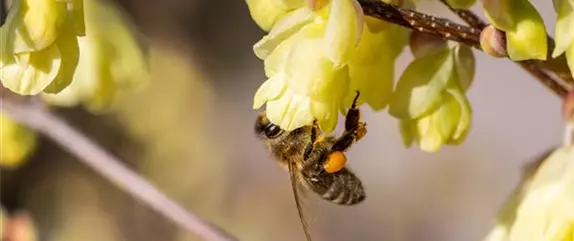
0,113 -> 37,169
391,42 -> 474,152
0,0 -> 80,95
245,0 -> 304,31
42,0 -> 148,112
252,0 -> 411,132
344,18 -> 409,111
483,145 -> 574,241
253,21 -> 352,132
252,0 -> 364,132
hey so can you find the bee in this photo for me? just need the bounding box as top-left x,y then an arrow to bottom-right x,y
254,91 -> 367,240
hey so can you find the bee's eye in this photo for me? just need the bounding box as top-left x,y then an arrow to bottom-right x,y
264,123 -> 283,139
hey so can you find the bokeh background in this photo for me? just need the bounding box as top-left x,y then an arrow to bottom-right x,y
0,0 -> 566,241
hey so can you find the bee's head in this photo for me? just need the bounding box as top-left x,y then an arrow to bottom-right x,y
255,110 -> 286,140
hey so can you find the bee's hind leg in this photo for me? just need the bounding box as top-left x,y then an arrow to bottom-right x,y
331,91 -> 367,152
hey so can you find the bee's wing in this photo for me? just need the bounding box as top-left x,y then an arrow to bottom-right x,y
288,159 -> 314,241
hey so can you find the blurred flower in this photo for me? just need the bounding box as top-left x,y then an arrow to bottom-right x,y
482,0 -> 548,60
552,0 -> 574,77
0,0 -> 80,95
250,0 -> 409,132
41,0 -> 148,112
0,113 -> 37,169
0,206 -> 5,236
390,33 -> 474,152
483,145 -> 574,241
1,210 -> 38,241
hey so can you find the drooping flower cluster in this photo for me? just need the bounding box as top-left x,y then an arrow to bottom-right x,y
0,0 -> 147,168
484,91 -> 574,241
41,0 -> 149,111
0,0 -> 82,95
483,146 -> 574,241
248,0 -> 409,133
0,0 -> 148,111
390,32 -> 474,152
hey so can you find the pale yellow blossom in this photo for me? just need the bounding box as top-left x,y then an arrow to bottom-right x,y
42,0 -> 148,111
0,0 -> 80,95
0,113 -> 37,169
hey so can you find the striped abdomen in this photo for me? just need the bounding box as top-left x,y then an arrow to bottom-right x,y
302,167 -> 366,205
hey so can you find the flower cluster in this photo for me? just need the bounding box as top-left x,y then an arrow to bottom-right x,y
248,0 -> 409,133
41,0 -> 148,111
0,0 -> 148,111
390,32 -> 474,152
483,146 -> 574,241
0,0 -> 82,95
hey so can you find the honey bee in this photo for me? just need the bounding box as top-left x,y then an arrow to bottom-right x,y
254,91 -> 367,240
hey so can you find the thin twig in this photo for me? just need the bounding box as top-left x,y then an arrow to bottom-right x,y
357,0 -> 571,97
438,0 -> 571,97
0,98 -> 238,241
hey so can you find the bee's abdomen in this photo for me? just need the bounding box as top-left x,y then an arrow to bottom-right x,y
306,168 -> 365,205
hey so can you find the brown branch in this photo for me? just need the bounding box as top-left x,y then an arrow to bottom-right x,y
0,97 -> 238,241
440,0 -> 572,96
438,0 -> 572,97
357,0 -> 571,97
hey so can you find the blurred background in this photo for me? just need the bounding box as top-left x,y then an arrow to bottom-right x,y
0,0 -> 566,241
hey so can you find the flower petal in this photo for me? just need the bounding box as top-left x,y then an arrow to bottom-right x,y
1,44 -> 62,95
552,0 -> 574,58
7,0 -> 68,53
347,54 -> 394,110
310,100 -> 338,133
266,91 -> 314,131
283,25 -> 350,103
253,74 -> 287,109
253,7 -> 315,60
245,0 -> 301,31
389,47 -> 454,119
44,20 -> 80,93
324,0 -> 363,66
399,119 -> 415,148
445,87 -> 472,144
453,45 -> 476,92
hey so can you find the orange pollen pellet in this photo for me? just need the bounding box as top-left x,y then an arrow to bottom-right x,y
323,151 -> 347,173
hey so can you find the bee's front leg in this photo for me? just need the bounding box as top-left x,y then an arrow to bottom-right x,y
303,120 -> 320,161
331,91 -> 367,152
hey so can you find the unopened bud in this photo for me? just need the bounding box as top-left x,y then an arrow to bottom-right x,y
480,25 -> 507,58
409,31 -> 447,58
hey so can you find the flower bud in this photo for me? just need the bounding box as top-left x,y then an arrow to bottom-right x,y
480,25 -> 507,58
